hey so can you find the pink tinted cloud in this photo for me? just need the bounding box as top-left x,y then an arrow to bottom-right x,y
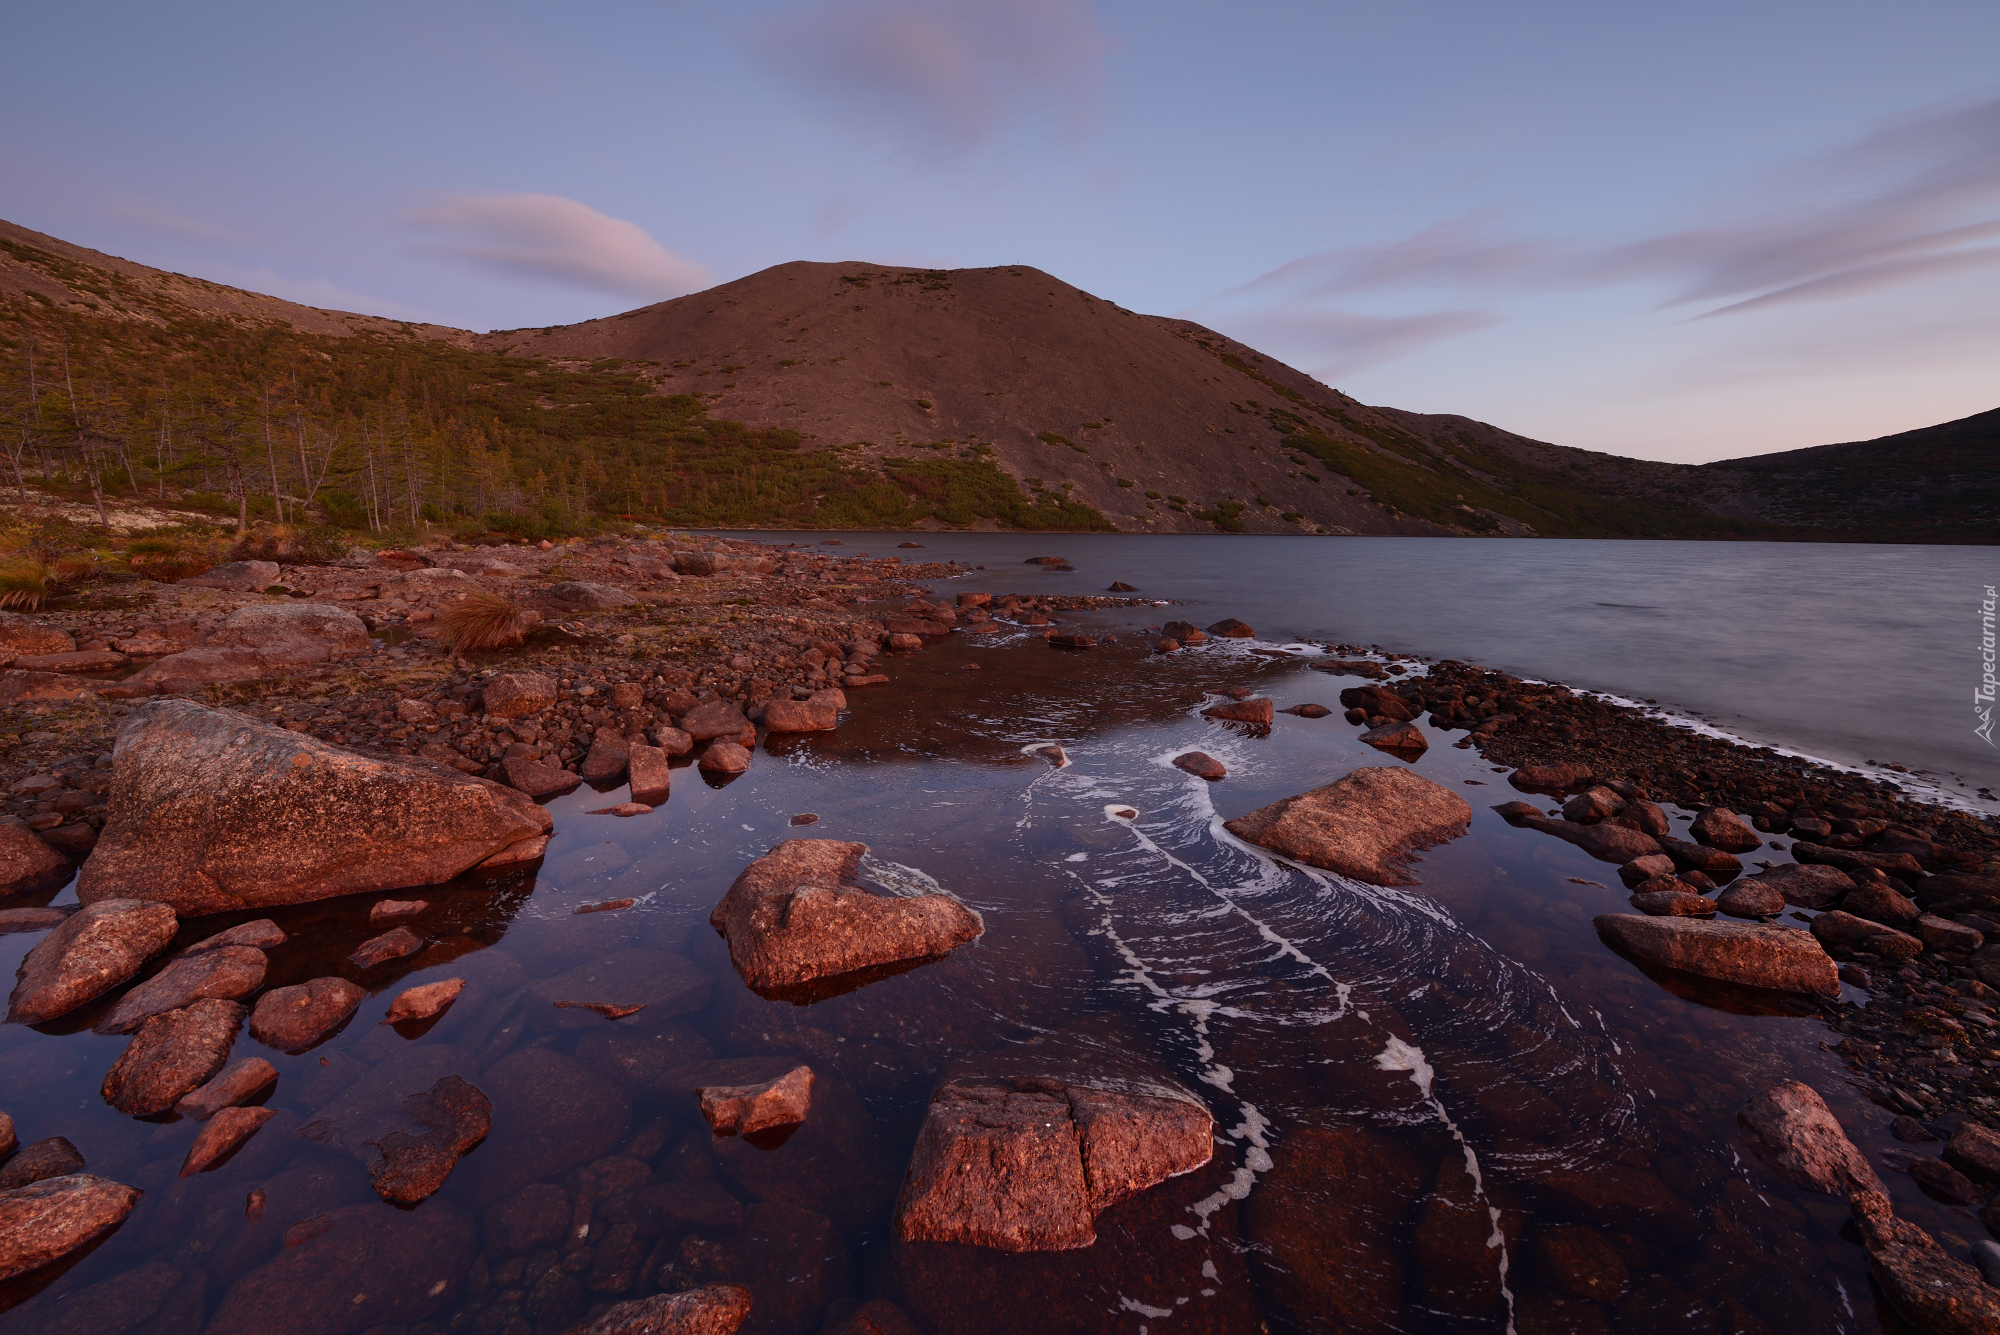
406,193 -> 710,300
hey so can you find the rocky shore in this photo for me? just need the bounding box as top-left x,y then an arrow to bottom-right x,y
6,534 -> 2000,1331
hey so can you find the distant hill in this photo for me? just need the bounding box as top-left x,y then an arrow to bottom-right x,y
1,219 -> 1991,541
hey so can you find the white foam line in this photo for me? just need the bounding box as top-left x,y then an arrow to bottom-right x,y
1378,1037 -> 1518,1335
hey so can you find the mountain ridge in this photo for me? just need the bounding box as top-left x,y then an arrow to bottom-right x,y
2,218 -> 1991,541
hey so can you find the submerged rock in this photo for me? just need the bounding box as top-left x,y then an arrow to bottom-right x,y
78,700 -> 553,914
699,1064 -> 814,1137
349,926 -> 422,969
1738,1081 -> 1885,1196
101,998 -> 244,1115
182,918 -> 287,954
203,1199 -> 476,1335
1225,767 -> 1472,886
1593,914 -> 1837,995
6,897 -> 177,1024
361,1076 -> 492,1204
564,1284 -> 755,1335
249,976 -> 365,1051
894,1074 -> 1212,1252
709,840 -> 983,1000
1629,889 -> 1716,916
528,949 -> 713,1029
0,1174 -> 143,1283
383,977 -> 465,1025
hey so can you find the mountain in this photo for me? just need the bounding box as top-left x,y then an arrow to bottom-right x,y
2,219 -> 1991,541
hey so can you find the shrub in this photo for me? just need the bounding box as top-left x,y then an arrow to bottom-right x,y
437,588 -> 531,656
0,559 -> 56,610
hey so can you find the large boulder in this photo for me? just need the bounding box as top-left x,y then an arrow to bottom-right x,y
0,670 -> 96,707
894,1075 -> 1211,1252
125,603 -> 367,691
1690,808 -> 1764,853
1920,872 -> 2000,915
1738,1081 -> 1885,1196
681,700 -> 753,742
1495,802 -> 1663,865
177,559 -> 279,591
77,700 -> 552,914
0,1174 -> 143,1283
1810,910 -> 1923,962
709,841 -> 984,1001
675,551 -> 777,577
0,822 -> 74,897
763,698 -> 837,733
1792,840 -> 1925,884
1594,914 -> 1837,995
0,611 -> 74,662
1224,767 -> 1471,886
6,898 -> 178,1024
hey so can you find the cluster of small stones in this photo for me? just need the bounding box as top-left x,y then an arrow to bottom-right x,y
0,535 -> 966,791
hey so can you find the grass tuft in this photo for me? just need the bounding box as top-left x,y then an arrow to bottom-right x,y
437,588 -> 530,656
0,559 -> 57,611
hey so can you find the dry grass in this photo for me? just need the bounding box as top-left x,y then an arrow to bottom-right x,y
0,559 -> 57,611
437,588 -> 530,656
125,535 -> 215,582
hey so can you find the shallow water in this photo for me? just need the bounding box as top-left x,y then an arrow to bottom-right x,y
740,531 -> 2000,800
0,627 -> 1979,1334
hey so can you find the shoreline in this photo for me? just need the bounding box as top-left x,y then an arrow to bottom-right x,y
5,534 -> 2000,1145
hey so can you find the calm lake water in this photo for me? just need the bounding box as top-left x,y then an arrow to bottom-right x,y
769,532 -> 1999,800
0,539 -> 1990,1334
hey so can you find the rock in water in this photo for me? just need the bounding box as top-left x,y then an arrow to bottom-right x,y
1224,767 -> 1472,886
698,742 -> 752,775
0,1174 -> 143,1282
1207,618 -> 1255,638
1494,802 -> 1664,865
94,945 -> 267,1034
1715,879 -> 1785,918
174,1056 -> 278,1119
580,733 -> 631,783
527,949 -> 713,1029
249,977 -> 365,1051
894,1076 -> 1212,1252
348,927 -> 421,969
101,998 -> 244,1115
1359,719 -> 1428,758
1172,751 -> 1227,780
681,700 -> 753,742
203,1199 -> 476,1335
502,753 -> 582,800
0,1138 -> 84,1191
1201,697 -> 1273,724
182,918 -> 287,953
179,1106 -> 277,1176
1738,1081 -> 1885,1196
0,822 -> 71,898
1507,762 -> 1593,793
1691,807 -> 1764,853
361,1076 -> 492,1203
383,978 -> 465,1025
563,1284 -> 756,1335
764,698 -> 839,733
1810,910 -> 1923,962
78,699 -> 553,914
1749,864 -> 1856,909
1592,915 -> 1837,996
6,898 -> 177,1024
699,1065 -> 814,1137
709,841 -> 983,1000
1848,1188 -> 2000,1335
628,741 -> 671,805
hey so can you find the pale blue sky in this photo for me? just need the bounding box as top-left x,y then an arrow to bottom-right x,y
6,1 -> 1996,461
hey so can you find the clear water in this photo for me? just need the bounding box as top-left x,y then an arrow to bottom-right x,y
0,546 -> 1988,1334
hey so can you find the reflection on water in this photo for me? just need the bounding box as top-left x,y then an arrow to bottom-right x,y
0,632 -> 1941,1333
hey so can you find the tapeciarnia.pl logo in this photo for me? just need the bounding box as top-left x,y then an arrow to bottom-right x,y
1980,584 -> 1997,746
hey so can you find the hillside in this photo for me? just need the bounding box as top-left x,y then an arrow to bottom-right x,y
1,218 -> 1991,540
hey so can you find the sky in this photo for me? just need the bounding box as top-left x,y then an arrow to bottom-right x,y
5,0 -> 1997,463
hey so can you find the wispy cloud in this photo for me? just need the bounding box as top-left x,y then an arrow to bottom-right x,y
405,193 -> 709,300
1199,94 -> 2000,382
749,0 -> 1108,160
109,203 -> 244,244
